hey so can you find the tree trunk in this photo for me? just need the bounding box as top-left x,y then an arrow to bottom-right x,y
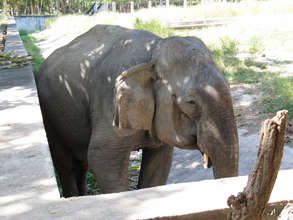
49,0 -> 53,14
24,0 -> 28,15
227,110 -> 288,220
14,0 -> 19,15
60,0 -> 66,13
30,0 -> 34,14
55,0 -> 59,13
77,0 -> 80,13
3,0 -> 7,18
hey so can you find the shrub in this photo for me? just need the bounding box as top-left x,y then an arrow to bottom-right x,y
249,36 -> 265,55
262,77 -> 293,119
134,18 -> 174,38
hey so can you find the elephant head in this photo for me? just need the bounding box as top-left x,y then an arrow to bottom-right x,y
113,36 -> 239,179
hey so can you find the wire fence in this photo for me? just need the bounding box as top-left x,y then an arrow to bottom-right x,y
0,0 -> 250,16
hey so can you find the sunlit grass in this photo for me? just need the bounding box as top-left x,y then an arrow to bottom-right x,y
134,18 -> 174,38
19,30 -> 44,72
134,0 -> 293,22
262,77 -> 293,119
41,0 -> 293,43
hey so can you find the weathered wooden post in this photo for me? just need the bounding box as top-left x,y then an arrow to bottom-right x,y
227,110 -> 288,220
148,0 -> 152,8
130,1 -> 134,13
112,1 -> 116,12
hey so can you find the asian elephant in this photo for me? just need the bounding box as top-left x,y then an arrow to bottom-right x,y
35,25 -> 239,197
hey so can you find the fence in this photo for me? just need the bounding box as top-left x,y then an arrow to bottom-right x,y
14,16 -> 57,31
106,0 -> 240,13
1,0 -> 246,16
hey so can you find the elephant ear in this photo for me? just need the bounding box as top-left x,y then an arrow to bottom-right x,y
113,63 -> 155,136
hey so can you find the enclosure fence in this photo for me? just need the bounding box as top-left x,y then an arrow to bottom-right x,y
1,0 -> 248,16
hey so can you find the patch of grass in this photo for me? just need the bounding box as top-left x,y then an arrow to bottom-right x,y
134,18 -> 174,38
19,30 -> 44,71
244,58 -> 267,69
87,171 -> 100,194
262,77 -> 293,119
135,0 -> 293,23
210,36 -> 271,84
45,17 -> 58,29
249,36 -> 265,55
220,36 -> 239,57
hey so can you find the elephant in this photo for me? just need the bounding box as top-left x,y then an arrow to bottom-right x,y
35,24 -> 239,197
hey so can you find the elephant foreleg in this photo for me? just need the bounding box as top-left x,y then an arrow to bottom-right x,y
138,145 -> 173,189
88,146 -> 130,194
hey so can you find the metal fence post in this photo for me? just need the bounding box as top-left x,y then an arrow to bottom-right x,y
112,2 -> 116,12
148,0 -> 152,8
184,0 -> 187,8
130,1 -> 134,13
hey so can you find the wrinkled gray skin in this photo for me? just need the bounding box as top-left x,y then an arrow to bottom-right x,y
36,25 -> 239,197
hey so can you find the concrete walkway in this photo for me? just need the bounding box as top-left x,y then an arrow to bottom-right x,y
0,18 -> 59,218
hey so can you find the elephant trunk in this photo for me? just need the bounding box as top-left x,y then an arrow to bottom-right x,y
211,138 -> 239,179
198,116 -> 239,179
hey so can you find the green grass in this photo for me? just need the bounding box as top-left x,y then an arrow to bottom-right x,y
208,34 -> 293,119
210,36 -> 271,84
87,171 -> 100,194
134,18 -> 174,38
262,77 -> 293,119
19,30 -> 44,71
248,36 -> 265,55
45,17 -> 58,29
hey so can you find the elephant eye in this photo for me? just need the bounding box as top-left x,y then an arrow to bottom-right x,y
186,100 -> 196,105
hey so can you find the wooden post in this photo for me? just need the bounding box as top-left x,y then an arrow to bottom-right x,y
227,110 -> 288,220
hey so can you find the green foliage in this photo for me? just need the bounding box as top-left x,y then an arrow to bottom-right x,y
210,34 -> 292,118
87,171 -> 100,194
220,36 -> 239,57
45,17 -> 58,29
249,36 -> 265,55
262,77 -> 293,119
128,164 -> 140,171
210,37 -> 269,84
244,58 -> 267,69
134,18 -> 174,38
19,30 -> 44,71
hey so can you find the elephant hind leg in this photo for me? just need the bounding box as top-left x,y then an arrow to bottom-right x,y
43,120 -> 79,197
73,159 -> 88,196
48,140 -> 80,197
138,145 -> 173,189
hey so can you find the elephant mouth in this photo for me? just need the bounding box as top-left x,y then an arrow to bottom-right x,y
180,146 -> 212,169
201,151 -> 213,169
175,135 -> 213,169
